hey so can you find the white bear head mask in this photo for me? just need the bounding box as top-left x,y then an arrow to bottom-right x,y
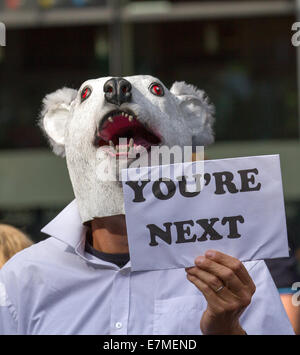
40,75 -> 215,223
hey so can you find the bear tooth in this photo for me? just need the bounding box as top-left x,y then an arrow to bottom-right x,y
108,117 -> 113,122
129,138 -> 134,147
128,115 -> 133,122
125,113 -> 128,117
109,140 -> 114,147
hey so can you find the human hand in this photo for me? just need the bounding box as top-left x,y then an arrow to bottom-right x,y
185,250 -> 256,335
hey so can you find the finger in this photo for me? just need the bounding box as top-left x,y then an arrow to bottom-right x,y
205,250 -> 256,291
186,271 -> 251,317
186,273 -> 227,313
186,267 -> 240,303
186,266 -> 223,292
195,256 -> 245,295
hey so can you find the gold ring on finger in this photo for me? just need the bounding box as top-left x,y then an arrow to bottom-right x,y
215,285 -> 225,293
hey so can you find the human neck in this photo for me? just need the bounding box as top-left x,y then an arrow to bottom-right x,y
90,215 -> 129,254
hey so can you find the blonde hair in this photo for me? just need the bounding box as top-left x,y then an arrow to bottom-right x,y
0,224 -> 33,267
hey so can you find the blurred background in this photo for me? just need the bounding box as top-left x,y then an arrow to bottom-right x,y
0,0 -> 299,270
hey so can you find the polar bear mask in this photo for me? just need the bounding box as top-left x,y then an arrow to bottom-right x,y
40,75 -> 214,223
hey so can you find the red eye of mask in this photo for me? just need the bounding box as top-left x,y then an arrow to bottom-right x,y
81,86 -> 92,102
149,83 -> 164,97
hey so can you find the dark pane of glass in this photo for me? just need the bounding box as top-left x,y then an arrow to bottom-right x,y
134,16 -> 298,141
0,25 -> 109,149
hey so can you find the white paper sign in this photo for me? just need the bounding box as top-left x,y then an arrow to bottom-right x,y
122,155 -> 289,272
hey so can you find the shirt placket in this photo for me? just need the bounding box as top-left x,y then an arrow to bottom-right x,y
110,268 -> 131,335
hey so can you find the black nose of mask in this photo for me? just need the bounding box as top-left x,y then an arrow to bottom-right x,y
103,77 -> 132,106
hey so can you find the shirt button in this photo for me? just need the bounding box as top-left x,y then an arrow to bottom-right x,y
115,322 -> 122,329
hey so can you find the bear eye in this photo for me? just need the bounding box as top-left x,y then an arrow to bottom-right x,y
149,82 -> 164,97
81,86 -> 92,102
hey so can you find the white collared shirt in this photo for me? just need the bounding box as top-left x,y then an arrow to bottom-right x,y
0,200 -> 294,334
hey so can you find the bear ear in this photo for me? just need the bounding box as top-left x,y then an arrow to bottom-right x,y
170,81 -> 215,146
39,87 -> 77,157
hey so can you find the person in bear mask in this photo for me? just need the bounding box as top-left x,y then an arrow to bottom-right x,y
0,75 -> 294,335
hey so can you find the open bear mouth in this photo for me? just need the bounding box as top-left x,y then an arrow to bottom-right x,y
95,109 -> 161,155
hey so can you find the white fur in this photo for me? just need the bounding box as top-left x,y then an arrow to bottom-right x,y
40,75 -> 215,223
170,81 -> 215,146
41,87 -> 77,157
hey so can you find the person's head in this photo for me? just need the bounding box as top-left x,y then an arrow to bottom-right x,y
0,224 -> 33,268
40,75 -> 215,223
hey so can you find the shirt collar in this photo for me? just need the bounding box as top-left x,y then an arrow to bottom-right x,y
41,199 -> 132,271
41,199 -> 86,249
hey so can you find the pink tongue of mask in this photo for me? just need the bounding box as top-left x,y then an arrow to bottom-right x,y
100,115 -> 135,142
101,117 -> 151,148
